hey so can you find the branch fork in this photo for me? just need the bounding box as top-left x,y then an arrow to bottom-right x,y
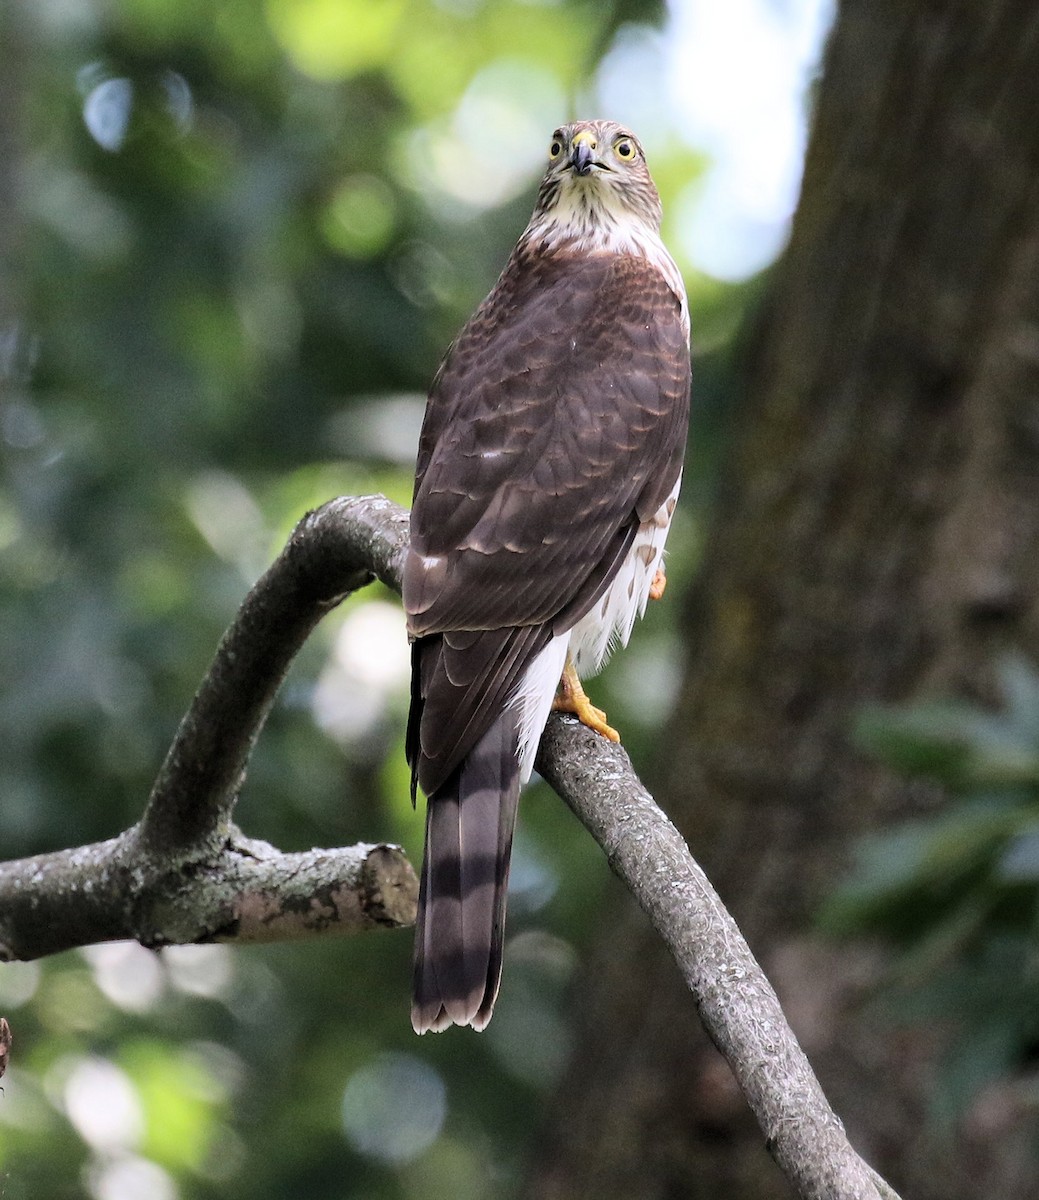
0,493 -> 899,1200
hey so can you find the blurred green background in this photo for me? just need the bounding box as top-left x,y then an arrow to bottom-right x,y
0,0 -> 939,1196
5,0 -> 1039,1195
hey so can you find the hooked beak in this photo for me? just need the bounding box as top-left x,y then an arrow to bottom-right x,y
569,135 -> 597,177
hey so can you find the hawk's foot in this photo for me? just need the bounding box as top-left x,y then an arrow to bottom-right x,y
552,660 -> 620,743
649,566 -> 667,601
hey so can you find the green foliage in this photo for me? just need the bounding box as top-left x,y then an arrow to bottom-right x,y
824,657 -> 1039,1120
0,0 -> 761,1193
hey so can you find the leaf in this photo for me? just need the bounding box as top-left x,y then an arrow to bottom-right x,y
855,699 -> 1039,791
820,797 -> 1034,938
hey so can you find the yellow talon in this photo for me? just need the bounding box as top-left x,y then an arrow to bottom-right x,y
649,566 -> 667,601
552,658 -> 621,743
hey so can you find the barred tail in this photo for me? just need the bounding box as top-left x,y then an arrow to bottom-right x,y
411,710 -> 521,1034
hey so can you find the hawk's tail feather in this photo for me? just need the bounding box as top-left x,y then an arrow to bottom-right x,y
411,709 -> 521,1034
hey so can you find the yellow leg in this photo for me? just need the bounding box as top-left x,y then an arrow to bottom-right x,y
649,566 -> 667,601
552,657 -> 620,743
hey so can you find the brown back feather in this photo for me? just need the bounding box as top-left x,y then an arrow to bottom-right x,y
404,247 -> 689,797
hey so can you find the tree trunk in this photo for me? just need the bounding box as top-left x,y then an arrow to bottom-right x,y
527,1 -> 1039,1197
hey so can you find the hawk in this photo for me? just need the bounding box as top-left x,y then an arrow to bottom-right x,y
404,119 -> 691,1033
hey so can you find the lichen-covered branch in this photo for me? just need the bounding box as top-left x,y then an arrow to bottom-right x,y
0,491 -> 897,1199
0,829 -> 415,961
138,494 -> 410,858
537,716 -> 900,1200
0,495 -> 416,963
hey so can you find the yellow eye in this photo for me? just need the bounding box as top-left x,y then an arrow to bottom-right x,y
549,137 -> 564,160
614,138 -> 637,161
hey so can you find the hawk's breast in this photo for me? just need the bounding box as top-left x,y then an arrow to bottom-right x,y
568,474 -> 681,676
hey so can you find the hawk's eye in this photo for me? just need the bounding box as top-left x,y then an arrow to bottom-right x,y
614,138 -> 636,161
549,138 -> 564,160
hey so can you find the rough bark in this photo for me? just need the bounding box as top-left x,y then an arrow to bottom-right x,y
138,494 -> 412,857
0,832 -> 417,960
0,496 -> 419,961
527,1 -> 1039,1198
0,492 -> 899,1197
537,720 -> 898,1200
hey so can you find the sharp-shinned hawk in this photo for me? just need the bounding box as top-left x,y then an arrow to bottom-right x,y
404,119 -> 691,1033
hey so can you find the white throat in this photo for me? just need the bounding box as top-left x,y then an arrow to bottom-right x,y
523,183 -> 689,336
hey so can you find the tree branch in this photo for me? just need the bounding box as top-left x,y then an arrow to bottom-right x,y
0,495 -> 416,962
536,717 -> 901,1200
0,831 -> 415,960
138,494 -> 410,858
0,491 -> 899,1198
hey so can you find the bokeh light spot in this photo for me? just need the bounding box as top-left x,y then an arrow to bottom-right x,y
86,1153 -> 178,1200
82,77 -> 133,152
63,1057 -> 144,1152
82,943 -> 165,1013
313,600 -> 410,743
162,944 -> 235,999
341,1052 -> 446,1164
322,175 -> 397,258
0,960 -> 41,1008
403,58 -> 565,213
266,0 -> 407,80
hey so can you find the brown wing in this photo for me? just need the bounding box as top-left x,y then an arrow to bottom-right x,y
405,249 -> 689,794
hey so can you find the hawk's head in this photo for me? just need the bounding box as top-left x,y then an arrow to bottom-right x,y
529,119 -> 664,244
